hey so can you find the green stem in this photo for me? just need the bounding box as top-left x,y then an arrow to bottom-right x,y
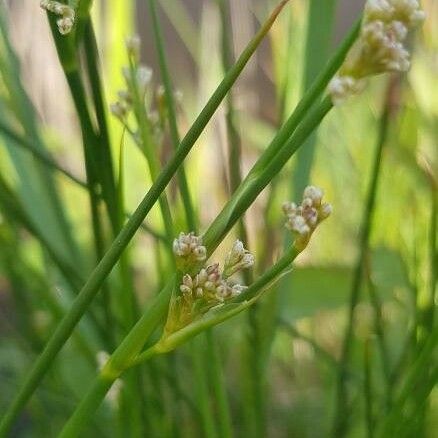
203,97 -> 333,254
248,18 -> 361,177
191,338 -> 218,438
82,20 -> 120,233
128,59 -> 175,250
279,319 -> 343,372
364,256 -> 392,405
205,330 -> 233,438
332,83 -> 393,437
147,3 -> 220,430
0,120 -> 167,242
0,119 -> 87,188
148,0 -> 197,232
65,69 -> 114,350
292,0 -> 337,198
377,327 -> 438,436
364,339 -> 374,438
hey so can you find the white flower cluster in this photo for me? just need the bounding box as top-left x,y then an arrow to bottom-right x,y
110,64 -> 153,121
173,232 -> 207,267
224,240 -> 255,277
40,1 -> 75,35
175,236 -> 253,303
110,35 -> 169,146
180,263 -> 247,304
328,0 -> 425,104
282,186 -> 332,250
125,35 -> 141,61
165,237 -> 253,334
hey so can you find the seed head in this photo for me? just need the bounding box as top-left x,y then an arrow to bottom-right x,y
136,66 -> 153,93
110,101 -> 129,120
223,240 -> 255,278
173,232 -> 207,269
328,0 -> 425,104
125,35 -> 141,60
40,1 -> 75,35
283,185 -> 332,250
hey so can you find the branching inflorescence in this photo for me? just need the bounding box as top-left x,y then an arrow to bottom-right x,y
40,0 -> 75,35
282,185 -> 332,251
328,0 -> 425,104
110,36 -> 182,146
166,234 -> 254,334
166,185 -> 331,336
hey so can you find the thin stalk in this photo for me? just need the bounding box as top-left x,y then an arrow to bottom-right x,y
82,20 -> 120,233
215,7 -> 256,423
48,13 -> 118,350
332,83 -> 394,437
148,0 -> 228,432
202,97 -> 333,253
82,24 -> 123,349
0,4 -> 286,433
115,130 -> 145,437
248,18 -> 361,177
377,327 -> 438,436
364,339 -> 374,438
0,120 -> 167,242
191,338 -> 217,438
279,319 -> 342,372
148,0 -> 197,232
65,68 -> 114,349
127,58 -> 175,250
0,232 -> 96,364
0,119 -> 87,188
424,178 -> 437,333
364,256 -> 392,405
292,0 -> 337,198
205,330 -> 233,438
0,174 -> 110,347
47,7 -> 117,349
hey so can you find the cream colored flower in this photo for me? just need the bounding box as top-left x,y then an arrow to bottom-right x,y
283,186 -> 332,250
223,240 -> 254,277
40,1 -> 75,35
328,0 -> 425,104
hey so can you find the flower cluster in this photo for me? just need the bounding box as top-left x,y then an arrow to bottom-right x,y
224,240 -> 255,277
282,186 -> 332,250
173,232 -> 207,269
328,0 -> 425,104
166,235 -> 254,334
110,35 -> 182,145
180,263 -> 245,304
40,1 -> 75,35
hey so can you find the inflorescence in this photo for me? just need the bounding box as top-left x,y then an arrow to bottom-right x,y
328,0 -> 425,104
282,185 -> 332,250
40,1 -> 75,35
110,35 -> 182,145
166,233 -> 254,334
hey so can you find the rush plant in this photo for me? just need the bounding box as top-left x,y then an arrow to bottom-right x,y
0,1 -> 435,437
